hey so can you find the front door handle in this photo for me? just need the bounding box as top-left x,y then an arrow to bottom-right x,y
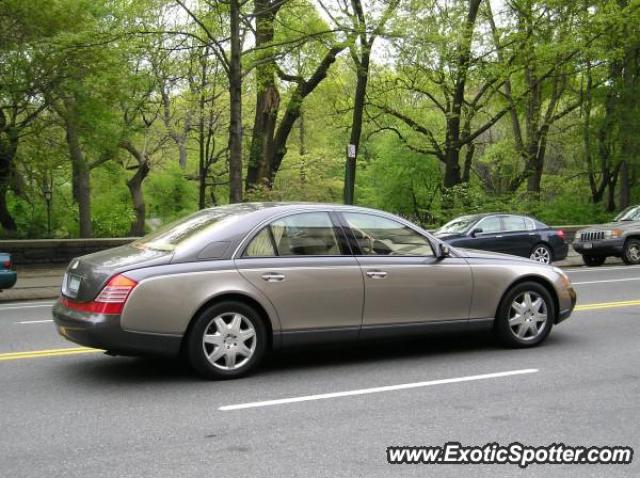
261,272 -> 285,282
366,270 -> 388,279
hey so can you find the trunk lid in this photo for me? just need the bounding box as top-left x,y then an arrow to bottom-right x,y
62,244 -> 173,302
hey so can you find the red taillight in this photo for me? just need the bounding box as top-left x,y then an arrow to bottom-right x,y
2,260 -> 10,269
61,274 -> 137,315
557,229 -> 566,240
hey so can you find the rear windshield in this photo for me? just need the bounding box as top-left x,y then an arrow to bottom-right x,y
134,206 -> 252,251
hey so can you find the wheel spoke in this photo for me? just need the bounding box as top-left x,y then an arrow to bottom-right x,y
236,344 -> 252,357
225,349 -> 237,368
524,293 -> 533,309
229,314 -> 242,333
204,334 -> 223,346
529,321 -> 539,336
531,298 -> 543,313
512,301 -> 525,314
533,312 -> 547,323
208,346 -> 226,363
517,323 -> 529,338
238,329 -> 255,342
509,313 -> 524,325
214,317 -> 227,332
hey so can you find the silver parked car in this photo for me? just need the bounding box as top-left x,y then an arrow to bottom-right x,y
53,203 -> 576,379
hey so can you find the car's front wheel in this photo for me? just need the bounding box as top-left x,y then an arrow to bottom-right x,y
622,239 -> 640,265
582,255 -> 606,267
495,282 -> 554,348
185,301 -> 267,380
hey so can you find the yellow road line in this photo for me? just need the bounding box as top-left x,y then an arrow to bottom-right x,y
575,299 -> 640,311
0,347 -> 102,362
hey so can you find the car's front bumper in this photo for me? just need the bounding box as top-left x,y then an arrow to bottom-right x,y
0,270 -> 17,289
52,299 -> 182,357
573,238 -> 625,256
558,287 -> 576,322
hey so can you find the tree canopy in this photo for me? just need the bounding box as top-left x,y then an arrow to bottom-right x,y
1,0 -> 639,238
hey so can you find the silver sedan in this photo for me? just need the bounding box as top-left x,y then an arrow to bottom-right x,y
53,203 -> 576,379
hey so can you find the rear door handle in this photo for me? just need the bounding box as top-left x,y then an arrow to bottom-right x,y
366,270 -> 388,279
261,272 -> 285,282
495,235 -> 504,238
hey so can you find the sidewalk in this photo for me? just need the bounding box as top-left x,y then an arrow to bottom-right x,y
0,265 -> 66,302
0,250 -> 624,303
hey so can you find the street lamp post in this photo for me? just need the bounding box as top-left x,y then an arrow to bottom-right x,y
42,184 -> 52,237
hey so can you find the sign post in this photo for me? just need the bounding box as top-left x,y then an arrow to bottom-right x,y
344,144 -> 357,205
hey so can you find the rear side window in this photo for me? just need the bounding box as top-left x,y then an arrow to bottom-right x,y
243,212 -> 342,257
343,213 -> 434,256
244,228 -> 276,257
502,216 -> 527,232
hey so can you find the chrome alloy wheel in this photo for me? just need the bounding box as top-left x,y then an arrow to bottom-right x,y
508,291 -> 548,340
628,244 -> 640,263
202,313 -> 256,370
530,246 -> 551,264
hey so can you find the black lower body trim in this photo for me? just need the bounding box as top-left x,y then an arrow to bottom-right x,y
274,318 -> 495,347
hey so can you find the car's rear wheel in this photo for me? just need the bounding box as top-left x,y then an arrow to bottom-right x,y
495,282 -> 554,348
582,255 -> 606,267
530,244 -> 552,264
622,239 -> 640,265
186,301 -> 267,380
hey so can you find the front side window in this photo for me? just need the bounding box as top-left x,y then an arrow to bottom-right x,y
343,213 -> 433,256
243,212 -> 341,257
476,216 -> 502,234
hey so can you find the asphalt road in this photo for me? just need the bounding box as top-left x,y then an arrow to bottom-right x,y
1,265 -> 640,477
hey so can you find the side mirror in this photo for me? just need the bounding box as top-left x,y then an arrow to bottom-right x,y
437,243 -> 450,259
470,227 -> 483,237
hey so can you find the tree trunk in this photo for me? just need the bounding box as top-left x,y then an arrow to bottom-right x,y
246,0 -> 280,191
127,161 -> 150,236
442,0 -> 481,190
344,44 -> 370,205
619,160 -> 630,210
0,129 -> 18,234
228,0 -> 243,203
62,101 -> 92,238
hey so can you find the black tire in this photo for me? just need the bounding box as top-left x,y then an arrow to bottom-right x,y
185,301 -> 268,380
495,281 -> 555,348
622,238 -> 640,265
582,255 -> 606,267
529,243 -> 553,264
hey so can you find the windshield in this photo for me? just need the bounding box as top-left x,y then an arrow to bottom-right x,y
134,205 -> 253,251
437,215 -> 479,234
614,206 -> 640,222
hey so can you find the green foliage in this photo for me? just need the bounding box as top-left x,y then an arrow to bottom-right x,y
145,163 -> 199,223
1,0 -> 639,239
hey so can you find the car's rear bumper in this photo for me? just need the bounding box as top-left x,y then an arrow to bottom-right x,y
0,270 -> 17,289
554,242 -> 569,261
573,238 -> 625,256
52,299 -> 182,357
